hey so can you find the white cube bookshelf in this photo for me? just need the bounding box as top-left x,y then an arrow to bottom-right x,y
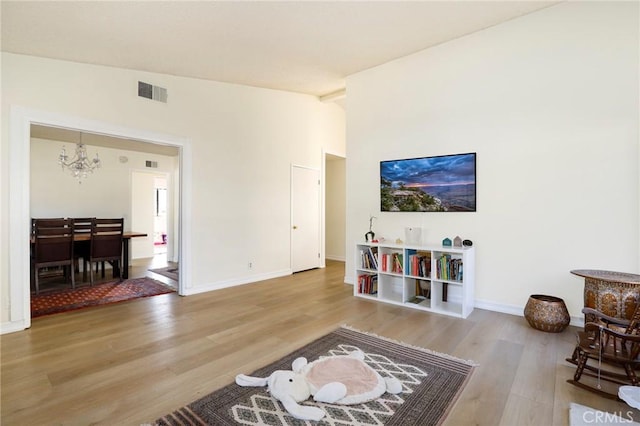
355,242 -> 475,318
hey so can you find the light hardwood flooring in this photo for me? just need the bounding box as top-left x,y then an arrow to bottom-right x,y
2,260 -> 638,425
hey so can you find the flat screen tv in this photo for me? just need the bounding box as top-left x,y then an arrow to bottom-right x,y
380,152 -> 476,212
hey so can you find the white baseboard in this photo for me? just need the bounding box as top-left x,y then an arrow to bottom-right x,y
183,268 -> 292,296
342,283 -> 585,327
1,319 -> 28,335
325,254 -> 346,262
473,298 -> 584,327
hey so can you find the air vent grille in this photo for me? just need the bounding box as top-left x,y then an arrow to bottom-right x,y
138,81 -> 168,103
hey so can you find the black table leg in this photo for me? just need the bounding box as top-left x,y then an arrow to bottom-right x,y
122,238 -> 130,279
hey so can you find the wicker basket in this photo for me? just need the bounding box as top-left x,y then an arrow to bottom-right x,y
524,294 -> 570,333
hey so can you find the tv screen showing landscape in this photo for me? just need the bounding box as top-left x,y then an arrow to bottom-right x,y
380,153 -> 476,212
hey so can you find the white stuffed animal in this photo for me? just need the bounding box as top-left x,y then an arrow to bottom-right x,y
235,350 -> 403,421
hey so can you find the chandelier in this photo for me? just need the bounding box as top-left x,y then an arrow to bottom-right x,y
58,133 -> 101,183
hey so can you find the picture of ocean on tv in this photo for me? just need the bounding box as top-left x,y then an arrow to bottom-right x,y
380,153 -> 476,212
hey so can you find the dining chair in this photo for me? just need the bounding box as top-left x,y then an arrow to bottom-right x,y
32,218 -> 75,294
89,218 -> 124,285
72,217 -> 95,281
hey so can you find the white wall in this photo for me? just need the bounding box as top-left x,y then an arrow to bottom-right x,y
1,53 -> 345,327
326,158 -> 346,261
30,137 -> 176,220
345,1 -> 639,320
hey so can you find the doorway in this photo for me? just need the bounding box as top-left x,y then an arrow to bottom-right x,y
323,153 -> 346,263
154,178 -> 168,255
7,107 -> 191,332
130,170 -> 174,260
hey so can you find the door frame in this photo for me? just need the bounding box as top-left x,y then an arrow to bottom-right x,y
6,106 -> 192,333
321,148 -> 346,266
290,164 -> 321,272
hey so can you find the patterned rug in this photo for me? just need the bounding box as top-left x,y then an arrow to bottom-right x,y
149,265 -> 179,281
31,277 -> 176,318
156,326 -> 476,426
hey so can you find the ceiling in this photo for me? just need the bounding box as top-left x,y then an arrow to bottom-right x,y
2,1 -> 559,98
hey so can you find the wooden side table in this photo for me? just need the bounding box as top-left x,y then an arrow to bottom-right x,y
571,269 -> 640,322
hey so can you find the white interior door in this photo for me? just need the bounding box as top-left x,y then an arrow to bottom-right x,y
291,165 -> 320,272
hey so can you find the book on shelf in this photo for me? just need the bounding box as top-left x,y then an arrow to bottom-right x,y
380,253 -> 387,272
357,274 -> 378,295
407,296 -> 426,304
415,279 -> 431,299
391,252 -> 403,273
368,247 -> 378,269
436,254 -> 463,281
360,247 -> 379,270
406,250 -> 431,277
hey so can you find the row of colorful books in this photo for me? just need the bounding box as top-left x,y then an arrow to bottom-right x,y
359,247 -> 378,270
357,274 -> 378,295
380,252 -> 403,274
436,254 -> 463,281
407,253 -> 431,278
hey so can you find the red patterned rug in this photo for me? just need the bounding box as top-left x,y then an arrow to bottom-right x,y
31,277 -> 176,318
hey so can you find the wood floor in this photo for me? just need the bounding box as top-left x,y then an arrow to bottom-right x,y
2,260 -> 638,425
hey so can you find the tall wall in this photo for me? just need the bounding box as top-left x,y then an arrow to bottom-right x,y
345,1 -> 639,320
1,53 -> 345,327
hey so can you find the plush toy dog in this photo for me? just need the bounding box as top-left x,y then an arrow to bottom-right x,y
235,350 -> 403,421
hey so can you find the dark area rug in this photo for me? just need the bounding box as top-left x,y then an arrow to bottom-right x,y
156,326 -> 476,426
31,277 -> 176,318
149,265 -> 179,281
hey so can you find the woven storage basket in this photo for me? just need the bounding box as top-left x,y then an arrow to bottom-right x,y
524,294 -> 570,333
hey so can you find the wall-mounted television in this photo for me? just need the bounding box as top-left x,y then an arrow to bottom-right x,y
380,152 -> 476,212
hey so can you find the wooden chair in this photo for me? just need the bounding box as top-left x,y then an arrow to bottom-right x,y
72,217 -> 94,281
566,306 -> 640,400
32,218 -> 75,294
89,218 -> 124,285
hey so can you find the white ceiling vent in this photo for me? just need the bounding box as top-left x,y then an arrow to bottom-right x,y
138,81 -> 168,103
145,160 -> 158,168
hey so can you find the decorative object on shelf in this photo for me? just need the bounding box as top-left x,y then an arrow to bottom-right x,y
365,215 -> 376,242
523,294 -> 570,333
58,132 -> 101,183
453,236 -> 462,247
395,238 -> 403,244
405,227 -> 422,245
442,238 -> 452,247
462,239 -> 473,247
